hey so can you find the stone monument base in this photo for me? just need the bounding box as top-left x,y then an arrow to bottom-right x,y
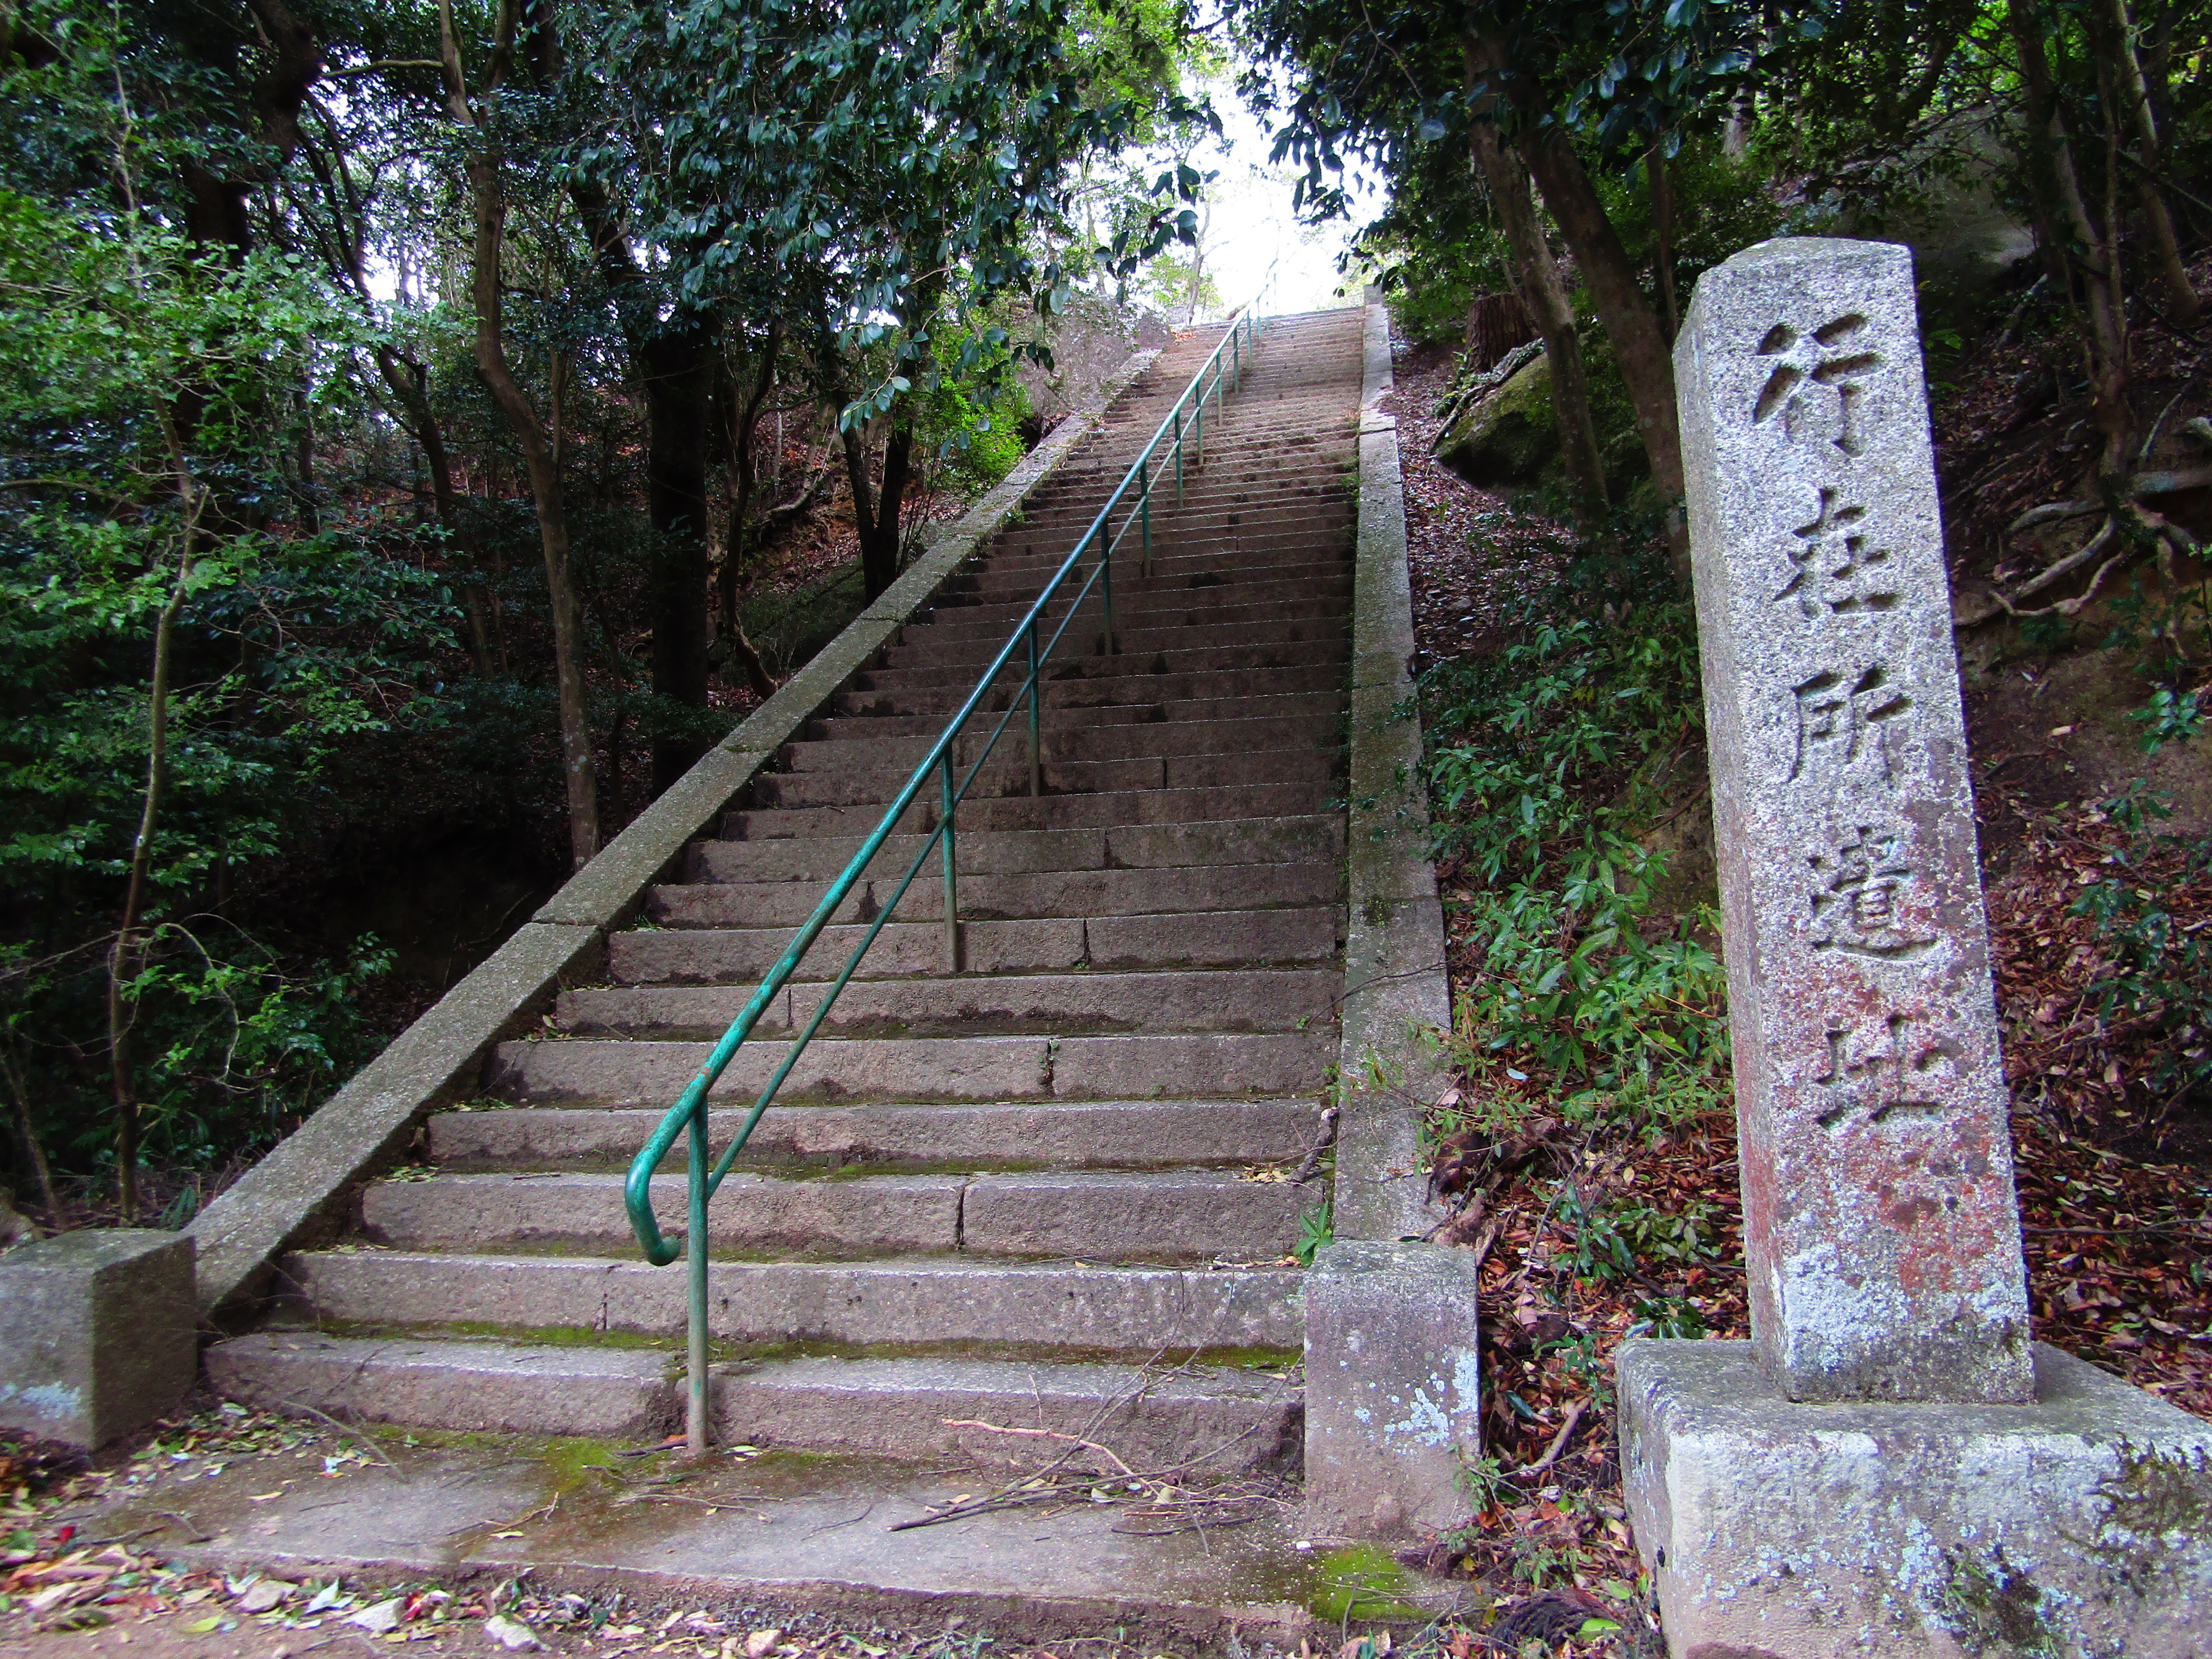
1618,1338 -> 2212,1659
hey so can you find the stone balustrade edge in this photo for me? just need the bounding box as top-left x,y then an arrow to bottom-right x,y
1301,300 -> 1477,1542
1334,299 -> 1453,1246
185,346 -> 1165,1323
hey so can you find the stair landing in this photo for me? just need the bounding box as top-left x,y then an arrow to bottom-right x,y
87,1433 -> 1353,1646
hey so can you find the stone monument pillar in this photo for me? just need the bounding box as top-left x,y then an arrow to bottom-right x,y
1677,236 -> 2030,1405
1618,238 -> 2212,1658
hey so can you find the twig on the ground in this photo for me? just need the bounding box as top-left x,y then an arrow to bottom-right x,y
1293,1106 -> 1340,1184
276,1397 -> 404,1475
1523,1399 -> 1588,1477
935,1420 -> 1139,1479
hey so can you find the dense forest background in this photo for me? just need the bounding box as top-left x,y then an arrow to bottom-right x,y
2,0 -> 2206,1252
0,0 -> 1219,1225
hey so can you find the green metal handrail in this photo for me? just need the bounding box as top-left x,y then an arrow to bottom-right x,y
625,263 -> 1282,1453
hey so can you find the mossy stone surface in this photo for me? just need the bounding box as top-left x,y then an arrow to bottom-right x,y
1432,351 -> 1556,488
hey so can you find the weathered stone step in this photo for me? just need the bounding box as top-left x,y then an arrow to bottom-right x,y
647,860 -> 1340,930
1029,425 -> 1353,477
1024,468 -> 1350,513
693,815 -> 1345,883
607,905 -> 1339,983
829,666 -> 1344,721
286,1251 -> 1306,1351
1011,507 -> 1351,547
562,966 -> 1338,1039
725,782 -> 1336,841
954,545 -> 1350,597
209,1335 -> 1300,1471
924,575 -> 1350,631
778,712 -> 1340,775
488,1029 -> 1334,1107
711,1353 -> 1300,1471
805,688 -> 1344,742
209,1333 -> 675,1440
430,1097 -> 1320,1173
746,746 -> 1337,810
1009,482 -> 1353,524
1036,411 -> 1354,461
884,618 -> 1348,676
358,1169 -> 1319,1261
848,638 -> 1345,694
1012,495 -> 1352,541
913,593 -> 1347,645
1030,422 -> 1356,469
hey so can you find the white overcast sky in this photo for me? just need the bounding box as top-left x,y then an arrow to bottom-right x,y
1173,69 -> 1383,319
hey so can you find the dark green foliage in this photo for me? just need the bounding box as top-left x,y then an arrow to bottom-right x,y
1361,147 -> 1514,345
0,0 -> 1221,1211
1417,520 -> 1728,1129
1587,136 -> 1784,312
0,171 -> 455,1195
580,0 -> 1211,432
2072,792 -> 2212,1117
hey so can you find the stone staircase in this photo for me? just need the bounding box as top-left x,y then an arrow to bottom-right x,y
209,309 -> 1368,1488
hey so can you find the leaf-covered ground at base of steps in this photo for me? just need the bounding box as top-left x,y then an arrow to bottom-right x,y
1385,330 -> 2212,1630
4,1404 -> 1635,1659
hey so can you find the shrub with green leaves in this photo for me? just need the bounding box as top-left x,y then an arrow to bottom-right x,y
1416,525 -> 1729,1133
0,132 -> 439,1211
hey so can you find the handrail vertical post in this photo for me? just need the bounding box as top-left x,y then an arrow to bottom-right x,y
1102,537 -> 1116,653
1231,328 -> 1240,392
684,1103 -> 710,1455
1174,410 -> 1185,504
1139,460 -> 1152,577
1193,392 -> 1203,468
1025,619 -> 1041,798
939,752 -> 960,971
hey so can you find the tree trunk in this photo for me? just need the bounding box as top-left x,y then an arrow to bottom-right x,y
2103,0 -> 2199,325
109,508 -> 195,1224
715,326 -> 783,699
377,347 -> 493,673
570,182 -> 717,788
467,148 -> 599,868
642,323 -> 715,791
1649,142 -> 1680,342
1514,127 -> 1683,504
1474,35 -> 1685,512
2009,0 -> 2135,481
1464,290 -> 1536,371
1462,45 -> 1608,523
1,1053 -> 63,1232
845,421 -> 915,601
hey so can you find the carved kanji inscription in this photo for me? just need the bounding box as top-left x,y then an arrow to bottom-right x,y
1807,824 -> 1935,961
1788,665 -> 1913,788
1778,487 -> 1900,617
1753,314 -> 1884,458
1811,1011 -> 1961,1129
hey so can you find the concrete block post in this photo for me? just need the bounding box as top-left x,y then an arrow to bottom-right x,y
1303,1241 -> 1483,1539
1623,234 -> 2212,1659
0,1229 -> 196,1450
